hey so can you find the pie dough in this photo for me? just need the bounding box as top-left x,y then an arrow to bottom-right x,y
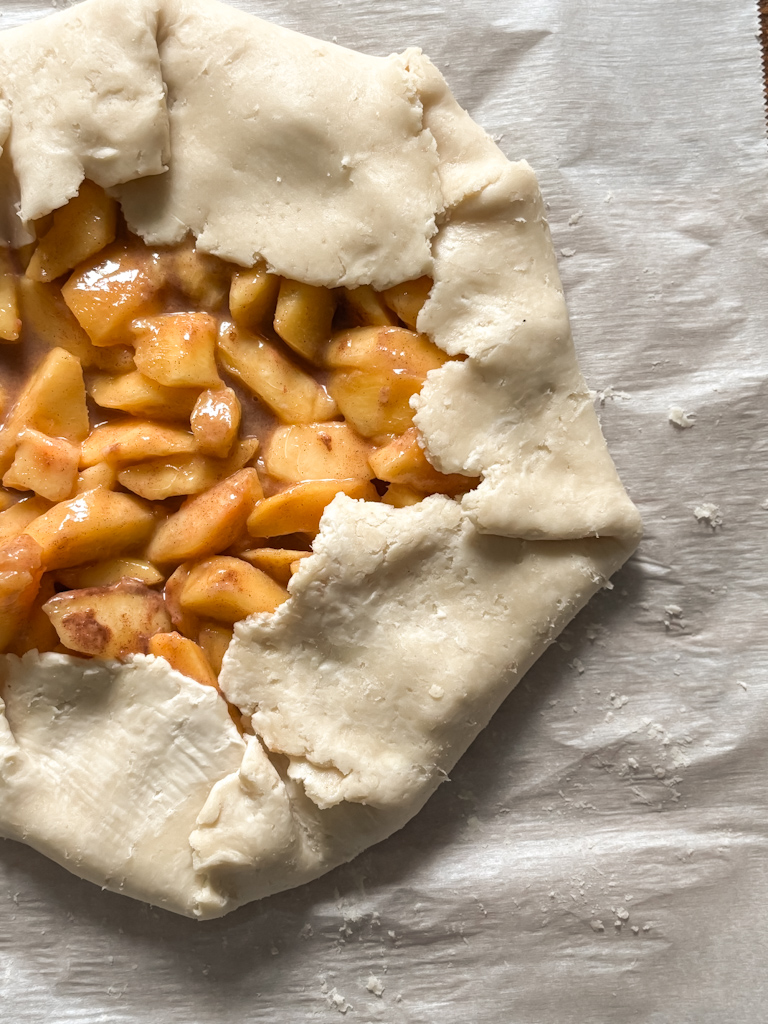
0,0 -> 642,918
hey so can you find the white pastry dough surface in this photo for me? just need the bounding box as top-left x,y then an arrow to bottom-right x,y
0,0 -> 641,918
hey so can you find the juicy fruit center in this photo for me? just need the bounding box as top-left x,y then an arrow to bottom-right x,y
0,181 -> 478,720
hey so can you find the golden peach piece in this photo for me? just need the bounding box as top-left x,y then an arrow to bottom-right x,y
24,487 -> 157,570
43,579 -> 171,659
167,242 -> 231,310
163,563 -> 196,639
3,428 -> 80,502
0,248 -> 20,342
197,622 -> 233,675
117,437 -> 258,501
341,285 -> 397,328
75,463 -> 117,494
149,631 -> 219,689
273,279 -> 335,363
62,241 -> 164,346
247,478 -> 378,538
325,326 -> 447,438
132,312 -> 221,389
190,387 -> 241,457
180,555 -> 288,623
0,348 -> 88,475
0,495 -> 52,544
369,428 -> 479,496
381,276 -> 433,329
26,180 -> 117,284
7,573 -> 58,656
327,369 -> 422,439
325,325 -> 448,376
218,321 -> 337,424
0,489 -> 15,513
19,278 -> 135,372
88,371 -> 201,421
263,422 -> 373,484
148,468 -> 263,565
0,534 -> 44,653
80,421 -> 198,468
240,547 -> 310,587
230,264 -> 280,332
56,558 -> 164,590
382,483 -> 423,507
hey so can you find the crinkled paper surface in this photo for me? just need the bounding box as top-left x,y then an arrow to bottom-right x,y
0,0 -> 766,1020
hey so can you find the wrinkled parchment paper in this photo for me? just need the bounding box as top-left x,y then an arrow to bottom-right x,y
1,1 -> 767,1020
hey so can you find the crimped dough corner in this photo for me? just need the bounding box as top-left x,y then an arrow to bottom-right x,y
0,0 -> 641,918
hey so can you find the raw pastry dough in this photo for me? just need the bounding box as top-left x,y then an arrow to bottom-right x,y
0,0 -> 641,918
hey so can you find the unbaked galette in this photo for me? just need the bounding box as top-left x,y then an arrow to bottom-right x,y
0,0 -> 641,918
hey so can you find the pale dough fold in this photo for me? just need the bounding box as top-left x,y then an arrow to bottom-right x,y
0,0 -> 641,918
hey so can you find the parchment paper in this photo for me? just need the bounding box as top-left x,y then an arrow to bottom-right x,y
1,1 -> 766,1021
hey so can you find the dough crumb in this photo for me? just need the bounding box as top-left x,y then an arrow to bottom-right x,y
663,605 -> 685,631
326,988 -> 352,1014
568,210 -> 584,226
693,503 -> 723,529
594,385 -> 632,406
429,684 -> 444,699
560,247 -> 576,258
366,974 -> 385,997
668,406 -> 696,429
590,919 -> 605,932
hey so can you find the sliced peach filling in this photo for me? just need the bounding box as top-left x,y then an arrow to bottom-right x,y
0,180 -> 478,708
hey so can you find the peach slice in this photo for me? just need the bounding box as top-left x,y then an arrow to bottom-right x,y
190,387 -> 241,457
43,579 -> 171,659
0,534 -> 44,653
239,546 -> 310,586
368,428 -> 478,496
262,422 -> 372,483
179,555 -> 288,623
247,478 -> 378,538
19,278 -> 134,372
62,241 -> 164,346
149,631 -> 219,689
24,488 -> 157,570
88,371 -> 200,421
80,421 -> 198,468
3,428 -> 80,502
218,322 -> 337,424
132,312 -> 221,389
148,468 -> 263,565
380,276 -> 433,329
26,180 -> 117,283
273,279 -> 336,363
340,285 -> 397,328
230,264 -> 280,332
